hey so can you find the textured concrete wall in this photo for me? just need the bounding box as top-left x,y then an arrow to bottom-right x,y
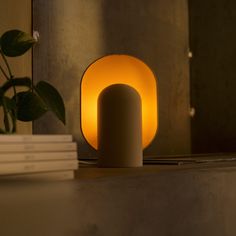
189,0 -> 236,153
0,0 -> 32,134
33,0 -> 190,157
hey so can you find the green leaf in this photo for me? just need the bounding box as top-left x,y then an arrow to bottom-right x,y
2,97 -> 12,132
0,88 -> 4,105
15,91 -> 48,121
0,30 -> 36,57
35,81 -> 65,124
1,77 -> 32,93
3,96 -> 16,111
3,96 -> 16,133
0,128 -> 6,134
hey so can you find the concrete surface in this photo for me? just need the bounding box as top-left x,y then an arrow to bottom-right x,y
0,166 -> 236,236
32,0 -> 191,157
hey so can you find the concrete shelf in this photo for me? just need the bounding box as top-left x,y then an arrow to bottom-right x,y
1,162 -> 236,236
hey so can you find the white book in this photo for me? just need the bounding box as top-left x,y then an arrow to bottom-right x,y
0,134 -> 73,143
0,142 -> 77,153
0,170 -> 75,181
0,151 -> 77,163
0,159 -> 78,175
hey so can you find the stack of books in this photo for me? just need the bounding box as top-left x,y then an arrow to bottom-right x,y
0,134 -> 78,181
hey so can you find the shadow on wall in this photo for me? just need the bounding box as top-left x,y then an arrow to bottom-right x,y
101,0 -> 191,156
189,0 -> 236,153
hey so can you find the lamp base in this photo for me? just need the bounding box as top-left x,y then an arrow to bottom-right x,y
97,84 -> 143,168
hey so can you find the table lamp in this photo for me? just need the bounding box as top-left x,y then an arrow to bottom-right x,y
81,54 -> 158,167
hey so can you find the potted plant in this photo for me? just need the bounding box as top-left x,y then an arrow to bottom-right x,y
0,29 -> 65,133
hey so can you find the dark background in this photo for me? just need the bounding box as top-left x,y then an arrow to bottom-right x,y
189,0 -> 236,153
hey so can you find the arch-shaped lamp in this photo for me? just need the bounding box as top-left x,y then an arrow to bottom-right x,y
81,54 -> 158,166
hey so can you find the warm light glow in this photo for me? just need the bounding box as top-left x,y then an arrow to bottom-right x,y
81,54 -> 158,149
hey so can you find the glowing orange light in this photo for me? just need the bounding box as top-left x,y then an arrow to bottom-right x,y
81,54 -> 158,149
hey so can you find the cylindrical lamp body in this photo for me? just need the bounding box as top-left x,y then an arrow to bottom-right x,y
98,84 -> 143,167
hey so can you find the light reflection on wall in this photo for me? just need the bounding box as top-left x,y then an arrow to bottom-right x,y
81,54 -> 158,149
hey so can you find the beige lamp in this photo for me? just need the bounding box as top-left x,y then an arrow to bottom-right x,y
81,54 -> 158,167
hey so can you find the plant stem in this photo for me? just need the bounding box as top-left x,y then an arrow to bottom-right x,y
0,50 -> 13,78
8,110 -> 16,133
0,65 -> 9,80
11,116 -> 16,133
2,100 -> 10,132
0,50 -> 18,109
12,113 -> 16,132
11,75 -> 17,101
